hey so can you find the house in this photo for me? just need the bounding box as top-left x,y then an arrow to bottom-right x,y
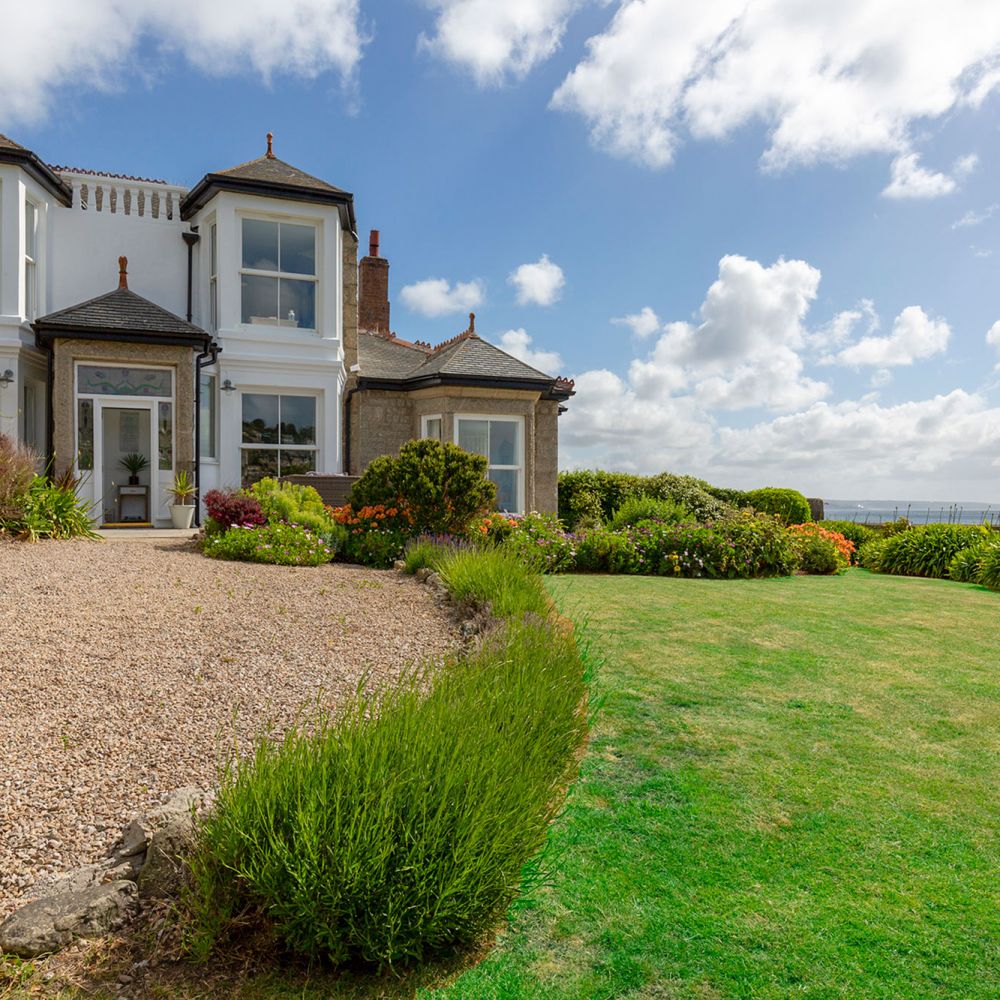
0,133 -> 572,525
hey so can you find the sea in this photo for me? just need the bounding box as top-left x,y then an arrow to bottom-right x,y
822,500 -> 1000,527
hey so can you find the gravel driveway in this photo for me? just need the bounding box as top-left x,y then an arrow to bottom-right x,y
0,538 -> 459,918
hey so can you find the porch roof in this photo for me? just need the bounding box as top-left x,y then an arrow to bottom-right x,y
34,287 -> 211,349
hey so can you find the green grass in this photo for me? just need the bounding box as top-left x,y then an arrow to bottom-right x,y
427,570 -> 1000,999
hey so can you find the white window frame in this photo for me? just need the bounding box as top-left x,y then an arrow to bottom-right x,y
421,414 -> 443,441
209,222 -> 218,332
454,414 -> 525,514
239,216 -> 319,332
199,373 -> 218,462
239,390 -> 319,482
24,200 -> 37,321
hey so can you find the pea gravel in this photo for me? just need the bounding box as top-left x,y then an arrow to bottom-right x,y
0,538 -> 459,918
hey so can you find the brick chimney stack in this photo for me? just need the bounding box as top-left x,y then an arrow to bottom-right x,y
358,228 -> 390,334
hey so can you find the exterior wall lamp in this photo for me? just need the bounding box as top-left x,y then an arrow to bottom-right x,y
0,369 -> 13,388
221,378 -> 237,393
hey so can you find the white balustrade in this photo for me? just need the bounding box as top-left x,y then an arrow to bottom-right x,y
57,172 -> 188,223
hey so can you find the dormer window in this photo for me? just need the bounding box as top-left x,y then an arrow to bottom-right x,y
240,218 -> 317,330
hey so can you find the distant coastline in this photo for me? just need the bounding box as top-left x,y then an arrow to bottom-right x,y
823,500 -> 999,526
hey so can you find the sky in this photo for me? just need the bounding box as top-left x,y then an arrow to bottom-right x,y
4,0 -> 1000,501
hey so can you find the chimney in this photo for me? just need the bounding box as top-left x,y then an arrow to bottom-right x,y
358,228 -> 390,334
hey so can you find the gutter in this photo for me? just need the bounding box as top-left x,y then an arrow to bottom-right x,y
343,384 -> 360,475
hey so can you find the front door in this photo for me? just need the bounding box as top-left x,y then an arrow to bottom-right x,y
98,404 -> 154,524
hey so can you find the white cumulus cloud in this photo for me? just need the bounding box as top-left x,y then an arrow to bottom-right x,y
988,320 -> 1000,366
418,0 -> 584,84
612,307 -> 661,339
400,277 -> 484,317
507,254 -> 565,306
826,306 -> 950,367
882,152 -> 977,199
497,328 -> 563,373
549,1 -> 1000,177
0,0 -> 366,127
953,203 -> 1000,228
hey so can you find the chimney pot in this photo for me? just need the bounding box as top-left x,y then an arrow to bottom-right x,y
369,229 -> 380,257
266,132 -> 274,158
118,256 -> 128,290
468,312 -> 475,334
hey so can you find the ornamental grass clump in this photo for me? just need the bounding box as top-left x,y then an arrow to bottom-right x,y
608,496 -> 690,530
876,523 -> 990,579
947,544 -> 992,584
978,543 -> 1000,590
185,549 -> 589,969
435,545 -> 551,618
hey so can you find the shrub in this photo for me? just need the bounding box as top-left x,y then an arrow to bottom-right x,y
435,546 -> 550,618
470,512 -> 519,546
333,503 -> 415,568
788,524 -> 846,575
203,489 -> 266,531
818,521 -> 877,564
573,526 -> 640,574
643,473 -> 731,523
857,538 -> 887,571
608,496 -> 690,530
877,517 -> 912,537
0,434 -> 36,517
249,478 -> 337,538
203,522 -> 334,566
877,524 -> 990,579
745,487 -> 812,524
502,512 -> 576,573
788,523 -> 854,568
349,439 -> 497,536
2,472 -> 98,541
979,544 -> 1000,590
186,555 -> 588,968
948,544 -> 990,583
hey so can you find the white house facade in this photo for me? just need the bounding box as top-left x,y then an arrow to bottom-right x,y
0,133 -> 571,526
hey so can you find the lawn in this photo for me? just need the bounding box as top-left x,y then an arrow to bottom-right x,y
429,570 -> 1000,999
6,570 -> 998,999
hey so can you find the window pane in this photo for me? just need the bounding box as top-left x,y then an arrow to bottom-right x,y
280,223 -> 316,275
199,375 -> 216,458
424,417 -> 442,441
279,278 -> 316,329
458,419 -> 489,457
242,219 -> 278,270
24,261 -> 35,321
77,365 -> 172,397
241,449 -> 279,486
77,399 -> 94,471
25,202 -> 36,258
23,385 -> 36,449
488,420 -> 517,465
280,450 -> 316,477
489,469 -> 518,512
280,395 -> 316,445
210,223 -> 217,275
242,274 -> 279,324
242,393 -> 278,444
210,280 -> 218,331
158,401 -> 172,470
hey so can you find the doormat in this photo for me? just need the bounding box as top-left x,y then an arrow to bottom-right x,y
101,522 -> 154,529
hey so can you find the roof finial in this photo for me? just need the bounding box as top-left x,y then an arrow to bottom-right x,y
118,256 -> 128,290
266,132 -> 274,159
468,312 -> 475,334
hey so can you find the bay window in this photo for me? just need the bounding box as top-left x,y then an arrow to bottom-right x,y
421,414 -> 442,441
455,416 -> 523,513
200,373 -> 217,459
241,392 -> 317,483
241,219 -> 317,330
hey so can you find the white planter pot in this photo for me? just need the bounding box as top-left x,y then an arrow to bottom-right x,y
170,504 -> 195,530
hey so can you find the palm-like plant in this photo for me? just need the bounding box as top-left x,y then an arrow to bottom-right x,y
120,453 -> 149,477
166,469 -> 197,506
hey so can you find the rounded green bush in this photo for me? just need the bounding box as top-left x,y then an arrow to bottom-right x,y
792,534 -> 842,575
746,487 -> 812,524
349,439 -> 496,535
609,496 -> 690,530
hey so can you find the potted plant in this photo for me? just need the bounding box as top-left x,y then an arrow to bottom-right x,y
166,470 -> 197,529
120,453 -> 149,485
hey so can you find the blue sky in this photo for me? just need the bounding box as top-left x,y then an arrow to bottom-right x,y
5,1 -> 1000,500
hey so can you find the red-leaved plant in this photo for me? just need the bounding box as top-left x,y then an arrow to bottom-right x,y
203,488 -> 266,530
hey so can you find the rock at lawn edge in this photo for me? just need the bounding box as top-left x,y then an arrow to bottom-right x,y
0,881 -> 138,958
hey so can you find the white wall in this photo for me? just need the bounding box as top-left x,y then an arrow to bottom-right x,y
51,195 -> 188,316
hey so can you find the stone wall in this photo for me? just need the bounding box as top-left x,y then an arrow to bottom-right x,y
51,339 -> 195,477
349,384 -> 561,513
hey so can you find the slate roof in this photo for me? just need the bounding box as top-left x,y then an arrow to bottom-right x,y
180,140 -> 355,231
0,134 -> 72,205
34,287 -> 210,346
357,328 -> 574,400
49,164 -> 170,185
216,154 -> 348,195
